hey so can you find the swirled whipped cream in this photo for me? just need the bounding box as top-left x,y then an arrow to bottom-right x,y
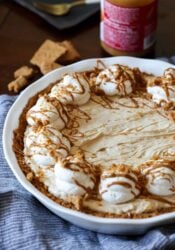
54,156 -> 96,197
164,68 -> 175,80
147,68 -> 175,104
24,126 -> 70,168
50,73 -> 90,106
99,165 -> 140,204
95,65 -> 135,96
141,160 -> 175,196
26,95 -> 68,130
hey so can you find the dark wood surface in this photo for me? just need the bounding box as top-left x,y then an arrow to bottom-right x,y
0,0 -> 175,94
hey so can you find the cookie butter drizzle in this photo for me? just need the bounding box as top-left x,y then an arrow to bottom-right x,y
101,174 -> 140,195
26,127 -> 70,158
26,95 -> 69,128
21,61 -> 175,216
147,68 -> 175,108
62,156 -> 96,192
140,160 -> 175,175
138,160 -> 175,204
50,73 -> 90,106
46,96 -> 69,128
100,165 -> 140,198
61,74 -> 86,101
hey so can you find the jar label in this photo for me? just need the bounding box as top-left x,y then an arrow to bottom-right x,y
100,0 -> 158,52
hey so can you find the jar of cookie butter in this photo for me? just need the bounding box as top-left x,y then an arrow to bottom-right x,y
100,0 -> 158,57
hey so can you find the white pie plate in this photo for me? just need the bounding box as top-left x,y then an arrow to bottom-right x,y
3,56 -> 175,235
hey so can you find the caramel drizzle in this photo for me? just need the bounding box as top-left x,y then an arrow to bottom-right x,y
45,127 -> 70,152
63,160 -> 96,184
102,173 -> 137,183
57,103 -> 70,127
107,96 -> 139,109
27,109 -> 58,125
61,104 -> 92,134
90,94 -> 114,109
109,179 -> 140,193
101,168 -> 140,198
164,68 -> 175,80
150,75 -> 175,101
70,73 -> 87,95
101,181 -> 139,197
27,95 -> 69,128
140,161 -> 175,175
96,60 -> 107,70
149,171 -> 174,185
67,105 -> 91,123
50,98 -> 69,128
113,64 -> 136,95
74,179 -> 92,193
56,73 -> 89,104
107,181 -> 132,189
96,64 -> 140,95
63,129 -> 84,142
26,128 -> 70,158
163,82 -> 172,99
90,84 -> 140,109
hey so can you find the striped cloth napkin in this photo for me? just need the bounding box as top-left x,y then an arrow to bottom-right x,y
1,56 -> 175,250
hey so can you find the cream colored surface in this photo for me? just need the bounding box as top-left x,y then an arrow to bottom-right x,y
83,198 -> 170,215
59,94 -> 175,215
69,96 -> 175,169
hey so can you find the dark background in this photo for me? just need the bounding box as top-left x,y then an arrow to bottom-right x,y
1,0 -> 175,94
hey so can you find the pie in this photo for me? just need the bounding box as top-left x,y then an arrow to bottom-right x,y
13,61 -> 175,218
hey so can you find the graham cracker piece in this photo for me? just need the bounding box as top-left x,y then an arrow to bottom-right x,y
26,172 -> 34,182
14,66 -> 35,79
66,195 -> 82,210
30,39 -> 67,67
40,62 -> 62,75
58,40 -> 80,63
8,76 -> 28,93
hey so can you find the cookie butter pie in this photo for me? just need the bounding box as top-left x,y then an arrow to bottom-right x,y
13,61 -> 175,219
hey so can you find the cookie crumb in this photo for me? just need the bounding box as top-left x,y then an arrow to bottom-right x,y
14,66 -> 36,79
8,76 -> 28,93
40,62 -> 62,75
26,172 -> 34,181
58,40 -> 80,63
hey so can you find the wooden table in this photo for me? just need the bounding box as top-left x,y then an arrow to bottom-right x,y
1,0 -> 175,94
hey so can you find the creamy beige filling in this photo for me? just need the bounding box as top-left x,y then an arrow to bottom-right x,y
67,96 -> 175,169
59,95 -> 175,215
83,198 -> 171,215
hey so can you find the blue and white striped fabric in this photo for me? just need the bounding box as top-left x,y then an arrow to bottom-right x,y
1,56 -> 175,250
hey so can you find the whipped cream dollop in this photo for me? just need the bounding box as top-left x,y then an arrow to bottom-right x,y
164,68 -> 175,80
50,73 -> 90,106
141,161 -> 175,196
147,84 -> 175,104
54,156 -> 96,197
26,95 -> 68,130
95,65 -> 135,96
24,126 -> 70,168
99,165 -> 140,204
147,68 -> 175,104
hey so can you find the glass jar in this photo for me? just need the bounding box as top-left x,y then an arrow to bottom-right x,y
100,0 -> 158,57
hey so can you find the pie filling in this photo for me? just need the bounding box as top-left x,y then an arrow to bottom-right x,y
13,61 -> 175,218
